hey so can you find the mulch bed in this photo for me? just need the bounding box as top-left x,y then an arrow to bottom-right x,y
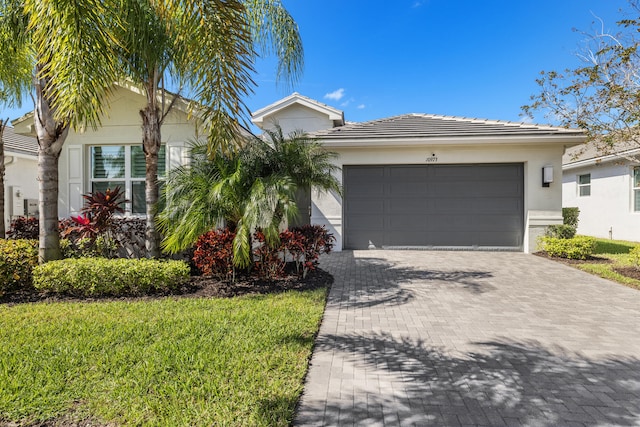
533,251 -> 612,265
613,266 -> 640,281
0,268 -> 333,306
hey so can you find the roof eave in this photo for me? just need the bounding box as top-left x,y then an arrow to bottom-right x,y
315,134 -> 586,148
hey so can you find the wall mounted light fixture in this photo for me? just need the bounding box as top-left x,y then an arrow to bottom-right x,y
542,165 -> 553,187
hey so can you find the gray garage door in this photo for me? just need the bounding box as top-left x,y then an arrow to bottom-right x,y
343,164 -> 524,249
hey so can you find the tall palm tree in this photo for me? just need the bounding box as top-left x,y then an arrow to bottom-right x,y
118,0 -> 304,258
158,128 -> 341,267
0,0 -> 121,261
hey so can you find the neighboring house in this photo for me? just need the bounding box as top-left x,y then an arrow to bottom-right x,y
563,143 -> 640,242
252,94 -> 585,253
2,126 -> 38,227
11,82 -> 201,218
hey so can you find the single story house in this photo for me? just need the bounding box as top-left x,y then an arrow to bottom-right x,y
252,93 -> 585,253
2,126 -> 38,227
9,89 -> 586,253
562,142 -> 640,242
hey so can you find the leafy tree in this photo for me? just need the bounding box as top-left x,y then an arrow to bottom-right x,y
158,128 -> 341,268
117,0 -> 303,258
0,0 -> 120,262
522,1 -> 640,159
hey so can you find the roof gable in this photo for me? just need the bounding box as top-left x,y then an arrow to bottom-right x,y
251,92 -> 344,129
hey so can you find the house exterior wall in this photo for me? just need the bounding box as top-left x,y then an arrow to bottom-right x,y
57,86 -> 197,217
312,143 -> 565,253
255,104 -> 335,136
563,162 -> 640,242
4,154 -> 38,228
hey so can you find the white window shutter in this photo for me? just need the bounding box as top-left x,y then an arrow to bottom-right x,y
67,145 -> 84,216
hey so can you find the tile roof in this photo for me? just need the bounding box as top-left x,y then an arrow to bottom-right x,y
313,113 -> 584,141
2,126 -> 38,156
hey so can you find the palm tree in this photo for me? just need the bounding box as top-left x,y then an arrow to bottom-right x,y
0,0 -> 122,261
117,0 -> 304,258
158,128 -> 341,267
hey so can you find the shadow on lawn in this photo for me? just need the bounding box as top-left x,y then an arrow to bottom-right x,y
296,333 -> 640,426
320,251 -> 494,310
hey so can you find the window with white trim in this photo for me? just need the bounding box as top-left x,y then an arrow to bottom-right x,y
633,167 -> 640,212
578,173 -> 591,197
90,145 -> 166,214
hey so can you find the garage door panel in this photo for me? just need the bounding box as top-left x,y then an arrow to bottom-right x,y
389,181 -> 429,195
346,199 -> 384,214
473,199 -> 522,213
347,182 -> 385,196
389,166 -> 428,179
347,215 -> 385,230
346,166 -> 385,179
386,231 -> 430,246
388,215 -> 429,230
344,164 -> 523,249
388,198 -> 429,213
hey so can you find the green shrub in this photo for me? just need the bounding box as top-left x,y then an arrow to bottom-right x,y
540,235 -> 596,260
562,207 -> 580,228
33,258 -> 190,297
629,245 -> 640,269
545,224 -> 577,239
0,239 -> 38,295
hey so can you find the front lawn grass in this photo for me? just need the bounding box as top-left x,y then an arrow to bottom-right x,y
574,238 -> 640,290
0,289 -> 327,426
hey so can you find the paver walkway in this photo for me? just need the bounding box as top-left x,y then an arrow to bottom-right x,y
294,250 -> 640,427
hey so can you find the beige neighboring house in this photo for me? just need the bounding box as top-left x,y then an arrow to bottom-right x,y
563,142 -> 640,242
3,126 -> 38,228
252,93 -> 586,253
11,83 -> 200,218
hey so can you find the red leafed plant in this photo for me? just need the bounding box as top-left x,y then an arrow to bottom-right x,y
193,228 -> 236,281
81,187 -> 127,233
62,214 -> 97,239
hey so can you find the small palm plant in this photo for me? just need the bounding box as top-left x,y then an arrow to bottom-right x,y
158,127 -> 341,268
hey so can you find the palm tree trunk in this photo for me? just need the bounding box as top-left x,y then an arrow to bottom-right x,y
0,119 -> 6,238
34,71 -> 69,263
140,104 -> 162,258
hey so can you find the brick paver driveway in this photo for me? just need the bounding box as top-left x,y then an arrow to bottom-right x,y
295,250 -> 640,427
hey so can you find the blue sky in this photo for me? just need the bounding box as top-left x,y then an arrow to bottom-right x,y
0,0 -> 633,130
247,0 -> 633,127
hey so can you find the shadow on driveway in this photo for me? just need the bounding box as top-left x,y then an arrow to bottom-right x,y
325,252 -> 494,310
300,333 -> 640,426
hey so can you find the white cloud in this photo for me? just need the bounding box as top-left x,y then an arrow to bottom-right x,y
324,88 -> 345,101
412,1 -> 425,8
357,104 -> 366,109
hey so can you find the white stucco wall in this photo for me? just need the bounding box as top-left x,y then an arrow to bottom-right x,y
257,103 -> 335,137
57,86 -> 198,217
3,154 -> 38,229
563,162 -> 640,242
311,143 -> 566,253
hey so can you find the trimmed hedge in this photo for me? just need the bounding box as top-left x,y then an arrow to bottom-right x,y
33,258 -> 190,297
545,224 -> 577,239
562,207 -> 580,228
0,239 -> 39,295
540,235 -> 596,260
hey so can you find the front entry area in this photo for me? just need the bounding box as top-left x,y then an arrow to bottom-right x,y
343,163 -> 524,250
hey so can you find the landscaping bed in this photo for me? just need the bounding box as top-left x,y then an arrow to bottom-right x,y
537,237 -> 640,290
0,266 -> 332,305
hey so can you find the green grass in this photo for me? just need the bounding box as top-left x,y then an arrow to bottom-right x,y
0,289 -> 327,426
572,238 -> 640,290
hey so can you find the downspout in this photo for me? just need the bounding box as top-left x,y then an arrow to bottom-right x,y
4,156 -> 15,166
